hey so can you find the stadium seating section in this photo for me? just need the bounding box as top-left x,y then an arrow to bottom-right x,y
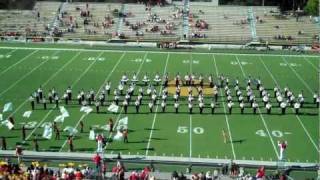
0,1 -> 319,44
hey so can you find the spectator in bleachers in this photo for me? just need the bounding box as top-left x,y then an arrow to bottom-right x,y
256,166 -> 265,179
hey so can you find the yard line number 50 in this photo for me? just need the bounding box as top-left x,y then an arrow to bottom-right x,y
177,126 -> 204,134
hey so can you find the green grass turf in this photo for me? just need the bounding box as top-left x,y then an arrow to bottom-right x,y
0,44 -> 318,164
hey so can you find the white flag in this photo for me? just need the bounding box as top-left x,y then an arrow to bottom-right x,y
60,106 -> 70,117
0,114 -> 2,121
64,126 -> 78,135
107,104 -> 119,113
23,111 -> 32,118
80,106 -> 93,114
1,120 -> 14,130
89,130 -> 95,140
3,102 -> 13,112
42,125 -> 52,139
54,115 -> 65,123
117,117 -> 128,130
113,130 -> 123,141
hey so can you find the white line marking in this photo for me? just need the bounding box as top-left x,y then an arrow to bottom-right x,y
281,56 -> 314,94
1,46 -> 319,57
96,52 -> 127,95
259,56 -> 319,152
303,57 -> 319,72
24,52 -> 83,140
0,50 -> 39,76
104,52 -> 148,151
0,51 -> 58,97
212,54 -> 236,160
7,52 -> 82,119
145,53 -> 170,156
25,110 -> 53,140
236,55 -> 279,158
59,51 -> 105,152
61,52 -> 126,152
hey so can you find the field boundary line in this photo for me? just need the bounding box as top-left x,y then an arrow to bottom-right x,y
236,55 -> 279,158
104,52 -> 148,151
0,51 -> 59,97
212,54 -> 236,159
1,46 -> 320,58
0,50 -> 38,76
22,52 -> 83,139
145,53 -> 170,156
281,57 -> 314,94
259,56 -> 319,152
1,149 -> 317,167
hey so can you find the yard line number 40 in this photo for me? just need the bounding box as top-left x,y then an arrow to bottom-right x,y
256,129 -> 290,138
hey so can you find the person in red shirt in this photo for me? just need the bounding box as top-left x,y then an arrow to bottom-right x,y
129,171 -> 139,180
256,166 -> 265,179
75,169 -> 84,180
93,153 -> 102,175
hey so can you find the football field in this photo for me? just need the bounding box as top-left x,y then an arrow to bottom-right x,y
0,44 -> 318,164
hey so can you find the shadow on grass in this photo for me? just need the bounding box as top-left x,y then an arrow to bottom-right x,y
230,139 -> 246,144
127,140 -> 147,144
144,128 -> 160,131
4,136 -> 19,139
140,147 -> 154,151
150,137 -> 167,141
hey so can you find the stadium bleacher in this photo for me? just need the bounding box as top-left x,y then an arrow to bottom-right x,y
0,1 -> 318,44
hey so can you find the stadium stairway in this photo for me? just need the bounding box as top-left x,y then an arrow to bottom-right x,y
116,3 -> 126,36
247,7 -> 257,42
182,0 -> 190,40
50,2 -> 65,34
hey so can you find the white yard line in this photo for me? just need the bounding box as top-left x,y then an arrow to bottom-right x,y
281,57 -> 314,94
23,52 -> 83,140
303,57 -> 319,72
7,52 -> 82,118
59,52 -> 126,151
25,110 -> 53,140
96,52 -> 126,95
1,46 -> 320,57
235,55 -> 279,158
212,54 -> 236,160
0,50 -> 38,76
259,56 -> 320,152
104,52 -> 148,151
104,52 -> 149,151
59,51 -> 106,152
295,115 -> 319,152
0,51 -> 59,97
145,53 -> 170,156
